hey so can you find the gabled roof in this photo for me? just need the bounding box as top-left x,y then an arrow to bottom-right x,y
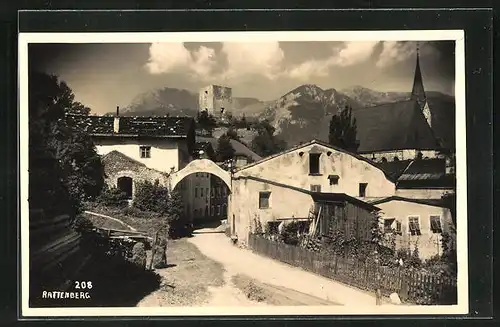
368,196 -> 450,209
196,136 -> 262,162
353,100 -> 441,153
66,114 -> 195,138
235,139 -> 397,183
101,150 -> 169,176
310,192 -> 381,212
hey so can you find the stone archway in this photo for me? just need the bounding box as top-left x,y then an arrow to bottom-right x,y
169,159 -> 231,191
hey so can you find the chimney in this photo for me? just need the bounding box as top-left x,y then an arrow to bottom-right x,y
113,106 -> 120,133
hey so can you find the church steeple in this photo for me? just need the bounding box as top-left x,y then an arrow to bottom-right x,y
411,43 -> 427,110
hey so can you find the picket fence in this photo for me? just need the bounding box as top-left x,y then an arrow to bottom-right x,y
248,234 -> 457,305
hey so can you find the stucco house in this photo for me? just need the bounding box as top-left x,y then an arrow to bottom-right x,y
228,139 -> 397,245
228,139 -> 456,260
66,111 -> 196,214
369,196 -> 455,260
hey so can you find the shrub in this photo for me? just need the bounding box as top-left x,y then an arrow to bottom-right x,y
166,190 -> 188,239
280,221 -> 303,246
97,186 -> 129,208
72,215 -> 95,233
133,180 -> 169,215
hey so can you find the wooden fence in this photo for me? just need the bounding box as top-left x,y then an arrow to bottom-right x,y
248,234 -> 457,305
29,211 -> 92,306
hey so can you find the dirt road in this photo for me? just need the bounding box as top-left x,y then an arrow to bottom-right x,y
187,232 -> 381,307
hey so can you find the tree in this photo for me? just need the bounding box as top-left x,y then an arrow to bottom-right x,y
328,105 -> 359,153
29,72 -> 105,216
250,120 -> 287,157
226,127 -> 239,141
167,190 -> 188,238
196,110 -> 217,131
215,134 -> 236,162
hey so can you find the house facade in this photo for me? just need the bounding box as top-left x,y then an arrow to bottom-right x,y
66,111 -> 196,215
370,196 -> 455,260
228,140 -> 397,245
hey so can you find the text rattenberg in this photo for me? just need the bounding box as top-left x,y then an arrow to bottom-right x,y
42,291 -> 90,299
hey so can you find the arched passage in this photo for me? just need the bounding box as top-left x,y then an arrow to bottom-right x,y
169,159 -> 231,191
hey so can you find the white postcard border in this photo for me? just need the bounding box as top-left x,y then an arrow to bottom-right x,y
18,30 -> 467,317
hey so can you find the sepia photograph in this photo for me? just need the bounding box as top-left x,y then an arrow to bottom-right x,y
19,30 -> 466,317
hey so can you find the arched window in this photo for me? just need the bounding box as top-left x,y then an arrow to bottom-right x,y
393,156 -> 399,162
117,176 -> 133,199
381,157 -> 387,163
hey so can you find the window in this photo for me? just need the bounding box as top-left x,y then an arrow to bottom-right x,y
309,153 -> 321,175
328,175 -> 339,185
310,184 -> 321,192
206,188 -> 209,198
217,205 -> 221,216
383,218 -> 395,233
381,157 -> 387,163
211,188 -> 215,198
223,187 -> 227,197
359,183 -> 368,197
210,205 -> 214,216
200,188 -> 204,197
222,204 -> 227,217
195,188 -> 198,198
393,156 -> 399,162
430,215 -> 442,233
140,146 -> 151,158
117,176 -> 133,199
259,192 -> 271,209
408,216 -> 421,236
395,220 -> 402,234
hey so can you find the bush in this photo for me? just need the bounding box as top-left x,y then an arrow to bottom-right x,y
97,186 -> 129,208
72,215 -> 95,233
133,180 -> 169,214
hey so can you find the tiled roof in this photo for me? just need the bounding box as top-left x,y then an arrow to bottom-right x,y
376,159 -> 413,180
353,100 -> 441,153
196,136 -> 262,162
368,196 -> 449,208
310,192 -> 381,212
66,114 -> 195,138
376,158 -> 448,182
399,158 -> 446,181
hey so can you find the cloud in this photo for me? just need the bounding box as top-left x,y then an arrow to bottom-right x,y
146,43 -> 217,80
376,41 -> 415,68
376,41 -> 440,68
220,42 -> 285,80
284,41 -> 379,80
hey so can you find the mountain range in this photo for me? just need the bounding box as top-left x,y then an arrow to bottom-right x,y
114,84 -> 455,150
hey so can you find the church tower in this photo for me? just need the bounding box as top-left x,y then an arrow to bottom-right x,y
411,43 -> 432,128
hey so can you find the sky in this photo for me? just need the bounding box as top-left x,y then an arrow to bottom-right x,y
29,40 -> 455,115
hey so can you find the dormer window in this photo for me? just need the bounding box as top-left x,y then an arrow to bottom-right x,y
140,146 -> 151,158
309,153 -> 321,175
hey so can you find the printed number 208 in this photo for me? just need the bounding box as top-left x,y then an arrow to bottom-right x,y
75,281 -> 93,289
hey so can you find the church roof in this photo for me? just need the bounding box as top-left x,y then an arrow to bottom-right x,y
353,99 -> 441,153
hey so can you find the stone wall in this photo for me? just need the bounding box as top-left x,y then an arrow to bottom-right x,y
102,150 -> 170,197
